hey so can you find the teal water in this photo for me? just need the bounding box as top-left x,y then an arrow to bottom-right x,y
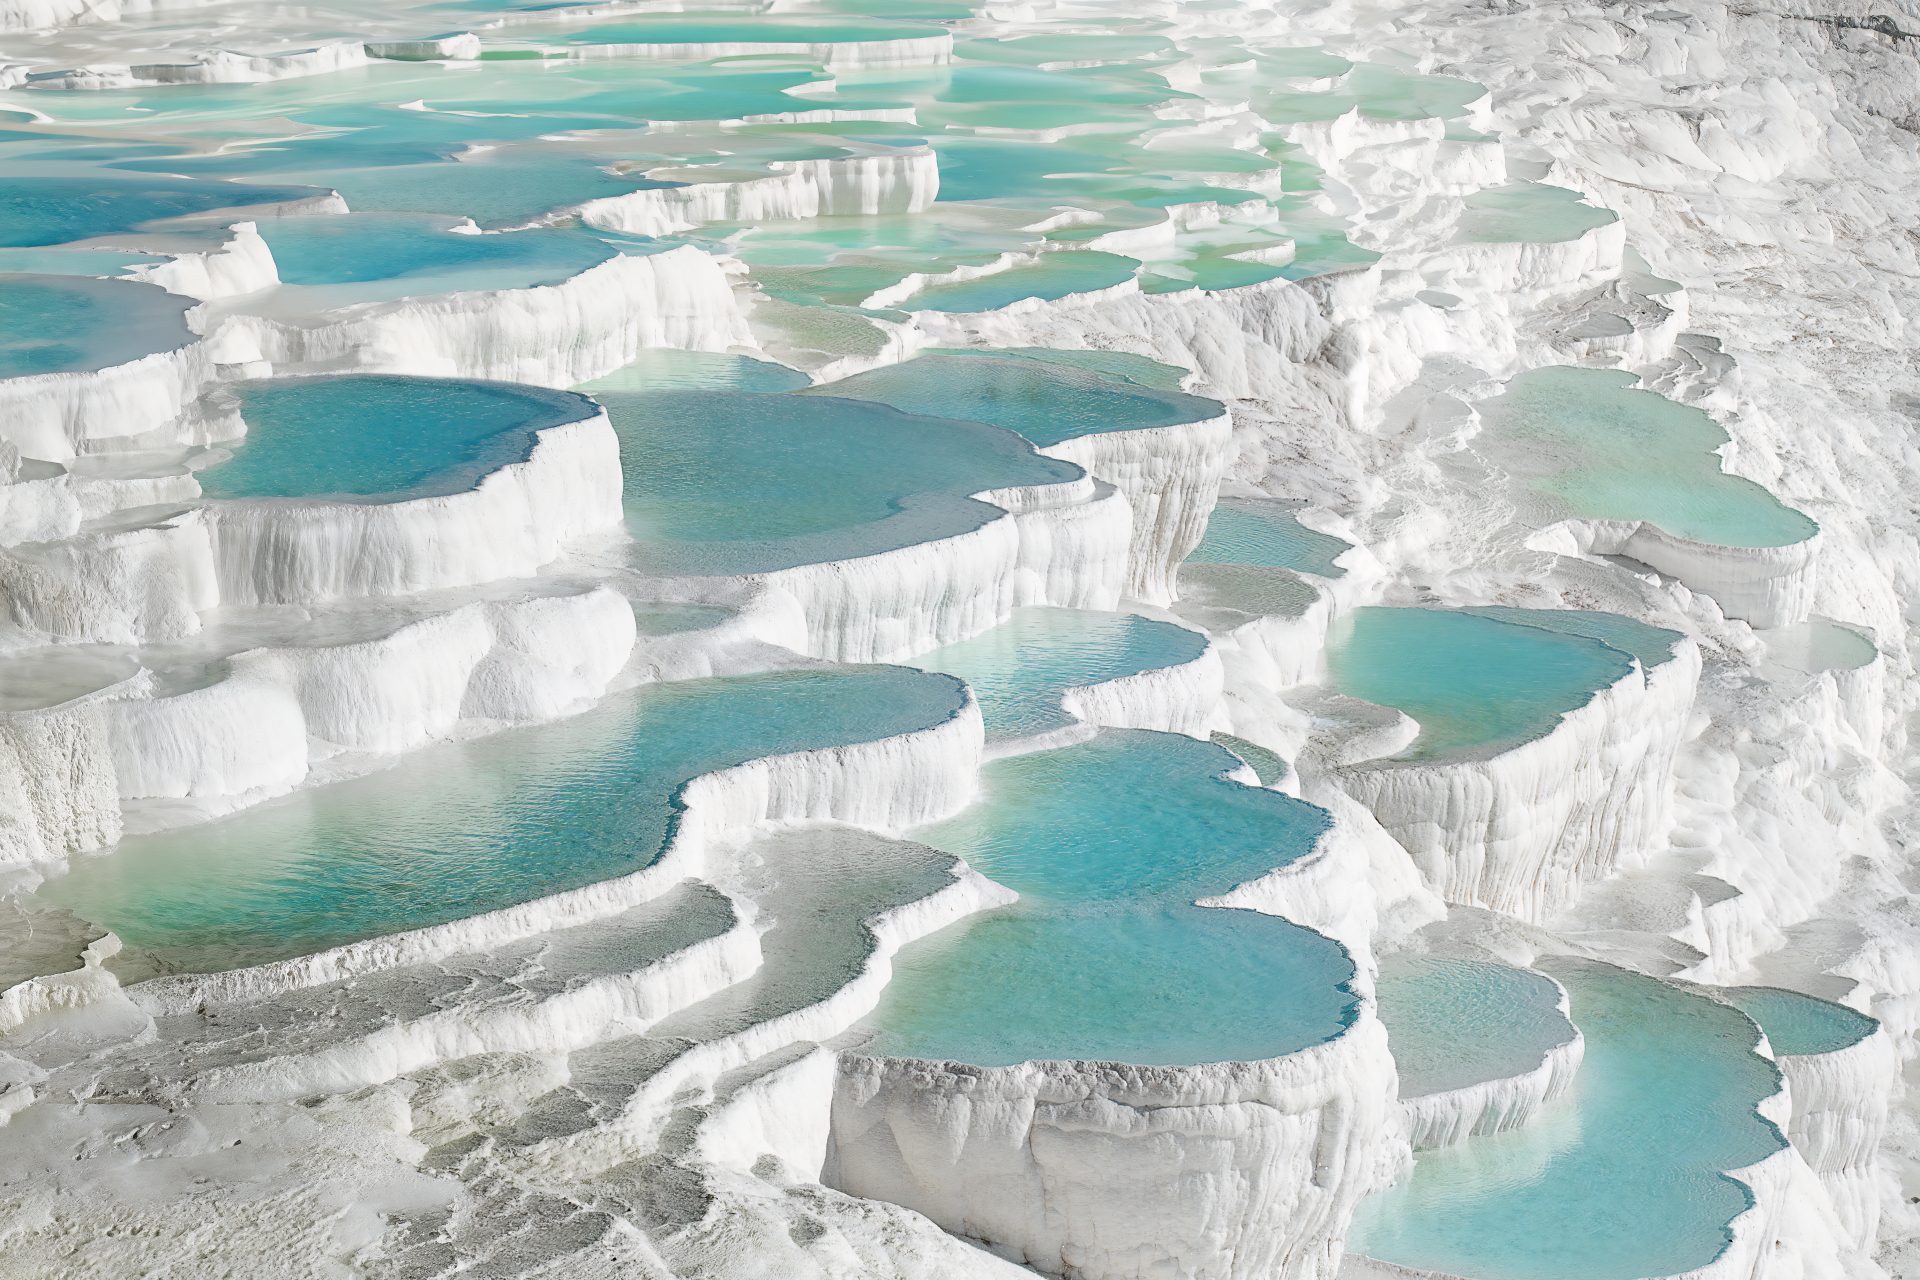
1189,496 -> 1351,577
1351,961 -> 1788,1280
257,213 -> 615,302
1378,954 -> 1577,1096
0,173 -> 330,248
545,16 -> 945,47
605,388 -> 1080,575
1478,367 -> 1818,548
901,252 -> 1140,311
197,376 -> 597,502
1463,605 -> 1681,670
865,730 -> 1357,1066
1461,183 -> 1618,244
1327,607 -> 1639,761
815,348 -> 1221,447
1762,618 -> 1878,674
45,666 -> 968,973
0,275 -> 194,379
579,349 -> 810,395
914,607 -> 1208,739
1719,986 -> 1877,1057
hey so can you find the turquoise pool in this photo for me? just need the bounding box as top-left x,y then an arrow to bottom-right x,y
0,274 -> 195,381
815,348 -> 1221,448
197,375 -> 599,502
864,730 -> 1357,1066
1188,496 -> 1351,577
1351,961 -> 1789,1280
256,213 -> 616,303
913,607 -> 1208,739
1378,954 -> 1577,1097
45,666 -> 969,974
1719,986 -> 1877,1057
1477,367 -> 1818,548
606,388 -> 1081,575
1327,607 -> 1645,762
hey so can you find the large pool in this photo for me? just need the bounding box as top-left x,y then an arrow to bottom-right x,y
196,375 -> 600,502
1350,961 -> 1789,1280
0,274 -> 195,380
46,666 -> 969,974
862,730 -> 1358,1066
1476,366 -> 1818,549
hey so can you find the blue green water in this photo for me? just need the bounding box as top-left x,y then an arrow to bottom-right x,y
865,730 -> 1358,1066
197,376 -> 598,502
914,607 -> 1209,739
1351,961 -> 1789,1280
1461,183 -> 1618,244
45,666 -> 968,973
1327,607 -> 1642,761
815,348 -> 1221,447
1378,954 -> 1576,1096
543,16 -> 945,47
1479,367 -> 1819,549
605,388 -> 1080,575
901,252 -> 1141,312
257,213 -> 615,302
1719,986 -> 1877,1057
1189,497 -> 1351,577
0,173 -> 331,248
579,349 -> 811,395
0,275 -> 195,379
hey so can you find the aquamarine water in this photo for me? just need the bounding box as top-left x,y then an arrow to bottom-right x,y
1461,183 -> 1618,244
0,274 -> 195,379
864,730 -> 1357,1066
1719,985 -> 1877,1057
1351,961 -> 1788,1280
256,213 -> 615,303
1188,496 -> 1351,577
913,607 -> 1208,739
579,350 -> 811,395
900,251 -> 1141,312
1478,367 -> 1819,548
1377,954 -> 1577,1096
605,388 -> 1080,575
0,173 -> 330,248
45,666 -> 969,973
197,375 -> 598,502
1463,605 -> 1681,669
1762,618 -> 1879,674
815,348 -> 1222,447
1327,607 -> 1639,761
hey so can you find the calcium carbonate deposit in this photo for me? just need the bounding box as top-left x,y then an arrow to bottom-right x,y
0,0 -> 1914,1276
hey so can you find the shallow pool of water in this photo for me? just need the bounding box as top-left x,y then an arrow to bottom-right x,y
1719,985 -> 1876,1057
1351,960 -> 1788,1280
607,387 -> 1079,575
197,375 -> 599,502
913,607 -> 1207,739
256,213 -> 615,304
45,666 -> 969,973
1188,496 -> 1351,577
0,274 -> 196,380
1477,366 -> 1818,549
1378,954 -> 1577,1097
1460,182 -> 1617,244
815,348 -> 1220,447
864,730 -> 1357,1066
1327,607 -> 1640,762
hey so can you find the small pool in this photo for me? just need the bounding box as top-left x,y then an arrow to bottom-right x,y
44,666 -> 969,974
863,730 -> 1357,1066
1350,961 -> 1789,1280
1327,607 -> 1649,762
1719,985 -> 1877,1057
814,348 -> 1221,448
196,375 -> 600,503
1460,183 -> 1618,244
900,251 -> 1140,312
607,388 -> 1080,576
579,350 -> 810,395
1477,367 -> 1818,549
1761,618 -> 1878,675
1188,496 -> 1351,577
255,213 -> 616,304
913,607 -> 1208,740
0,647 -> 139,713
0,275 -> 195,381
1377,954 -> 1577,1098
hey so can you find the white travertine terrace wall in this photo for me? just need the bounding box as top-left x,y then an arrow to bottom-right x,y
571,151 -> 940,238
